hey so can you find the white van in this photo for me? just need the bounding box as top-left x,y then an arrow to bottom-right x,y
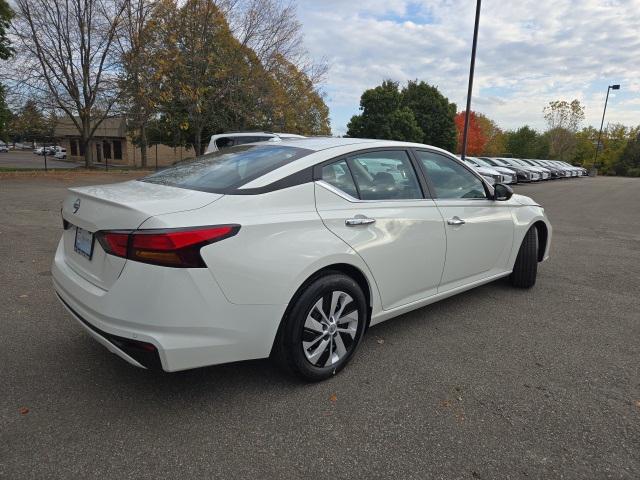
205,132 -> 305,154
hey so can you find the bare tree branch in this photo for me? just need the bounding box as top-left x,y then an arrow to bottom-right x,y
5,0 -> 129,166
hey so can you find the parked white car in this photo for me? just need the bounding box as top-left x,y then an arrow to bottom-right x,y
34,145 -> 62,156
458,156 -> 504,185
54,148 -> 67,160
465,156 -> 517,184
511,158 -> 551,180
0,142 -> 8,153
53,138 -> 551,381
206,131 -> 306,153
497,158 -> 542,181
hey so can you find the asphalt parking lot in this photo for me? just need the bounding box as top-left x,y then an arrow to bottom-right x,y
1,172 -> 639,479
0,150 -> 79,170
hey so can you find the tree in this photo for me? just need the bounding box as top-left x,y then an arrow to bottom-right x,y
0,84 -> 10,140
401,80 -> 457,151
118,0 -> 158,167
0,0 -> 14,60
617,131 -> 640,176
454,111 -> 486,155
225,0 -> 327,85
597,123 -> 634,174
152,0 -> 269,155
505,126 -> 546,158
7,99 -> 49,144
11,0 -> 129,167
0,1 -> 14,141
347,80 -> 456,148
346,80 -> 423,142
572,126 -> 598,167
474,112 -> 505,156
543,99 -> 585,160
266,54 -> 330,135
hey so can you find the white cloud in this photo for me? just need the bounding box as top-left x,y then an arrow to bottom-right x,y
297,0 -> 640,135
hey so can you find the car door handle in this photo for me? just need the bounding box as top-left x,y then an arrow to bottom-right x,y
447,216 -> 466,226
345,216 -> 376,226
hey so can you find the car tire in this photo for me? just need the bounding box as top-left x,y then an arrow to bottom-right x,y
273,272 -> 367,382
510,227 -> 538,288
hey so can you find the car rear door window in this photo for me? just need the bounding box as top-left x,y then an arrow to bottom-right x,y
321,160 -> 359,198
416,150 -> 486,199
347,151 -> 422,200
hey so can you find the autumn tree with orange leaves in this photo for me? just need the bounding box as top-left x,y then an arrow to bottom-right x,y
455,111 -> 487,155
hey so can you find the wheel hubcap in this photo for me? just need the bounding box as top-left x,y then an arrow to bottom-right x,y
302,290 -> 359,367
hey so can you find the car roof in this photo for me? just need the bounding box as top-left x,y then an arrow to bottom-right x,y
211,132 -> 306,139
273,136 -> 448,152
240,137 -> 456,189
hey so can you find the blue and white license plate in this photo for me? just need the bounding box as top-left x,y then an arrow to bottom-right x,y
74,226 -> 94,260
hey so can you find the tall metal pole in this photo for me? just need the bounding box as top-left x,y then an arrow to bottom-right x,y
461,0 -> 481,161
593,86 -> 611,169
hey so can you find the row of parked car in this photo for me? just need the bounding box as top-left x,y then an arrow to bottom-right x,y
460,156 -> 588,185
34,145 -> 67,159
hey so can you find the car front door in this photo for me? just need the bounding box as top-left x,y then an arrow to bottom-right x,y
414,150 -> 514,291
314,149 -> 446,311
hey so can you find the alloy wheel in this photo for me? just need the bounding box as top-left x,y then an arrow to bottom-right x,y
302,290 -> 359,367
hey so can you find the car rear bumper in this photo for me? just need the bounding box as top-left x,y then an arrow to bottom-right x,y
52,239 -> 286,372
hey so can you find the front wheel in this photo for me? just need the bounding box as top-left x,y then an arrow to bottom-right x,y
274,272 -> 367,381
510,227 -> 538,288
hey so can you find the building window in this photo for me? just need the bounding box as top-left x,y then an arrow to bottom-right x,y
113,140 -> 122,160
70,140 -> 77,156
79,141 -> 85,156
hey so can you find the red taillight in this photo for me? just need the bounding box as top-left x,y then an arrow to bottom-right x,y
98,232 -> 129,257
96,225 -> 239,268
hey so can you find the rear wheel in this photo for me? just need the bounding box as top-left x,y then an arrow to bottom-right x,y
274,272 -> 367,381
510,227 -> 538,288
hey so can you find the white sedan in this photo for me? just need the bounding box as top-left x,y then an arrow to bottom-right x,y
53,138 -> 551,381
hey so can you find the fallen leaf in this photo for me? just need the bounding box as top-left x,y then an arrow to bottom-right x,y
329,394 -> 337,403
19,294 -> 28,298
376,338 -> 384,345
19,407 -> 29,415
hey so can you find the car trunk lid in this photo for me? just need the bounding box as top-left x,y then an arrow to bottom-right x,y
60,180 -> 222,290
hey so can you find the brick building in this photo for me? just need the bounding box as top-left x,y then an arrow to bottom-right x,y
54,117 -> 195,167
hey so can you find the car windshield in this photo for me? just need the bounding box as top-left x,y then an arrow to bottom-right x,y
141,145 -> 312,193
472,158 -> 492,167
481,158 -> 500,166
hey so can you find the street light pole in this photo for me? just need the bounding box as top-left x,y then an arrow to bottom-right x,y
461,0 -> 481,161
593,84 -> 620,169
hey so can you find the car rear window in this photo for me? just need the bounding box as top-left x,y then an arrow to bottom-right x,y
140,145 -> 312,193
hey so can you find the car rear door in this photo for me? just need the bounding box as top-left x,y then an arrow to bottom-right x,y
413,149 -> 514,291
314,149 -> 446,311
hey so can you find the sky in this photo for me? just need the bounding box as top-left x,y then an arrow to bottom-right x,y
296,0 -> 640,136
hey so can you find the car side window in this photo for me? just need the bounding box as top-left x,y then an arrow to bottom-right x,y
215,137 -> 235,149
416,151 -> 486,199
347,150 -> 422,200
235,136 -> 273,145
321,159 -> 359,198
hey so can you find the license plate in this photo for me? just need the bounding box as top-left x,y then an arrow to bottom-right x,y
74,226 -> 94,260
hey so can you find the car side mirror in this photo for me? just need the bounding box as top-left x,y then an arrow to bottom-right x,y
493,183 -> 513,201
